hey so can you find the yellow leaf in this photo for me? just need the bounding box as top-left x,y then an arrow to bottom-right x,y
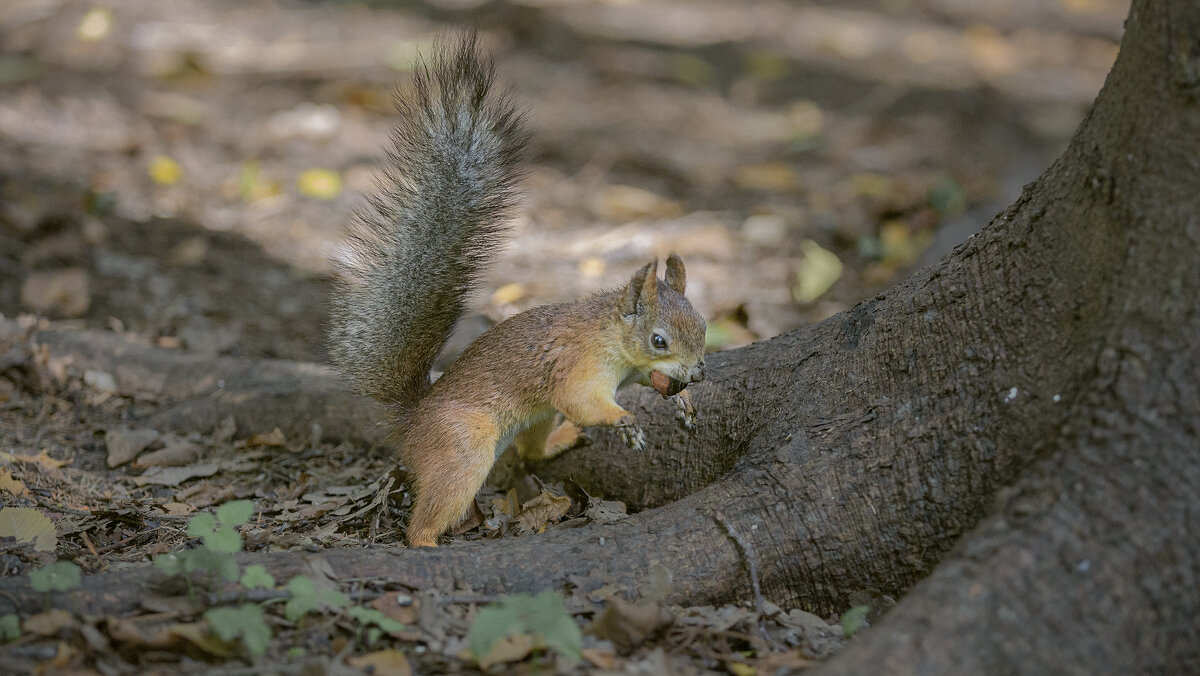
478,633 -> 535,669
0,507 -> 57,551
728,662 -> 757,676
297,168 -> 342,200
149,156 -> 183,185
15,450 -> 69,470
490,283 -> 526,305
0,468 -> 28,496
793,240 -> 843,303
347,649 -> 412,676
77,7 -> 113,42
733,163 -> 801,193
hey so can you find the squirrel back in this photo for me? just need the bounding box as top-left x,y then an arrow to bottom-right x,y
328,34 -> 529,409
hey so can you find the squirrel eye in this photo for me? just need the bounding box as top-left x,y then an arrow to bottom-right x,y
651,333 -> 668,350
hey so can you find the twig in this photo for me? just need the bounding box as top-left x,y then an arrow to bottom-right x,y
710,508 -> 774,648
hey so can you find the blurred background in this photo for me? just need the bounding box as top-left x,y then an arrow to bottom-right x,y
0,0 -> 1129,362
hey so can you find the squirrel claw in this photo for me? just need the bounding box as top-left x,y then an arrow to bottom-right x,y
616,416 -> 647,452
670,390 -> 697,432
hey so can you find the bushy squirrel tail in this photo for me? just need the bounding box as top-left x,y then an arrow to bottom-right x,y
328,34 -> 529,409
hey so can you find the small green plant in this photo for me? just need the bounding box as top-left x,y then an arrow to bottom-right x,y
283,575 -> 349,624
204,603 -> 272,660
0,613 -> 19,642
467,591 -> 581,666
155,500 -> 255,592
840,605 -> 870,637
239,564 -> 274,590
347,605 -> 404,646
29,560 -> 82,610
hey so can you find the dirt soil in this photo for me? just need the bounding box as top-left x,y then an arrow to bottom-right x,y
1,0 -> 1127,673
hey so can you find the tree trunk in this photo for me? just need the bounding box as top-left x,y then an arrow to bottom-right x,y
3,0 -> 1198,671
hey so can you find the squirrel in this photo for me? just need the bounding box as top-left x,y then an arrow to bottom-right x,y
328,35 -> 707,548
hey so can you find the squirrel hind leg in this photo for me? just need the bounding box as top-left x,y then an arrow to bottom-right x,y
403,412 -> 499,547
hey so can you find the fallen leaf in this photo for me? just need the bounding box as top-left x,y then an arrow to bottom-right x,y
132,461 -> 221,486
476,632 -> 535,669
733,163 -> 801,192
297,168 -> 342,200
15,450 -> 69,470
581,647 -> 617,669
20,268 -> 90,317
347,649 -> 412,676
106,428 -> 160,467
587,598 -> 673,655
84,369 -> 117,394
149,156 -> 183,185
134,440 -> 202,468
245,428 -> 286,448
24,610 -> 76,636
0,468 -> 28,496
0,507 -> 57,551
369,592 -> 420,626
515,492 -> 572,532
793,239 -> 843,303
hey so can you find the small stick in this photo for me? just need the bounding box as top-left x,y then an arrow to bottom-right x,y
710,508 -> 773,648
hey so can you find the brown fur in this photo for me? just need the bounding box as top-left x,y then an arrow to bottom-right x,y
402,257 -> 706,547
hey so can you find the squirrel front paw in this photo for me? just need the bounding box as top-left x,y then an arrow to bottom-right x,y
670,390 -> 697,432
616,415 -> 647,452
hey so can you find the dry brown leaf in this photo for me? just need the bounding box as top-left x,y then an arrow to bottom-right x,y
133,441 -> 202,468
587,598 -> 674,655
245,428 -> 286,447
346,649 -> 412,676
515,492 -> 572,532
476,633 -> 535,669
0,468 -> 28,496
105,428 -> 160,467
581,646 -> 618,669
15,450 -> 69,471
132,461 -> 221,486
24,609 -> 77,636
369,592 -> 420,626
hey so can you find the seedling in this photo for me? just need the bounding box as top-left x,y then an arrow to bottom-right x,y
154,500 -> 255,597
0,614 -> 19,642
204,603 -> 272,660
29,560 -> 82,610
347,605 -> 404,646
467,591 -> 581,667
283,575 -> 349,625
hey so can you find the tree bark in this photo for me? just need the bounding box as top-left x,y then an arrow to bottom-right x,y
3,0 -> 1198,671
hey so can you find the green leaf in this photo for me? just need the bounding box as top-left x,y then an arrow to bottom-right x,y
317,588 -> 350,610
29,561 -> 82,593
525,591 -> 581,661
240,565 -> 274,590
204,604 -> 272,660
0,614 -> 19,642
154,553 -> 182,577
469,602 -> 520,659
205,525 -> 242,554
215,553 -> 241,582
467,591 -> 580,662
348,606 -> 404,633
841,605 -> 870,637
284,576 -> 319,623
187,512 -> 217,537
216,500 -> 254,527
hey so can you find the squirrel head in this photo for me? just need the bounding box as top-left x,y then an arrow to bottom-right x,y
619,255 -> 707,396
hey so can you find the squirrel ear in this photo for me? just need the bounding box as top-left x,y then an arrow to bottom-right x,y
664,254 -> 686,294
623,259 -> 658,317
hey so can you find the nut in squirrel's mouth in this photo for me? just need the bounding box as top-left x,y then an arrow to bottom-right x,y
649,370 -> 688,398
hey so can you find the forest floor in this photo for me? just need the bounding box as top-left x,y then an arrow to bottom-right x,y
1,0 -> 1126,673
